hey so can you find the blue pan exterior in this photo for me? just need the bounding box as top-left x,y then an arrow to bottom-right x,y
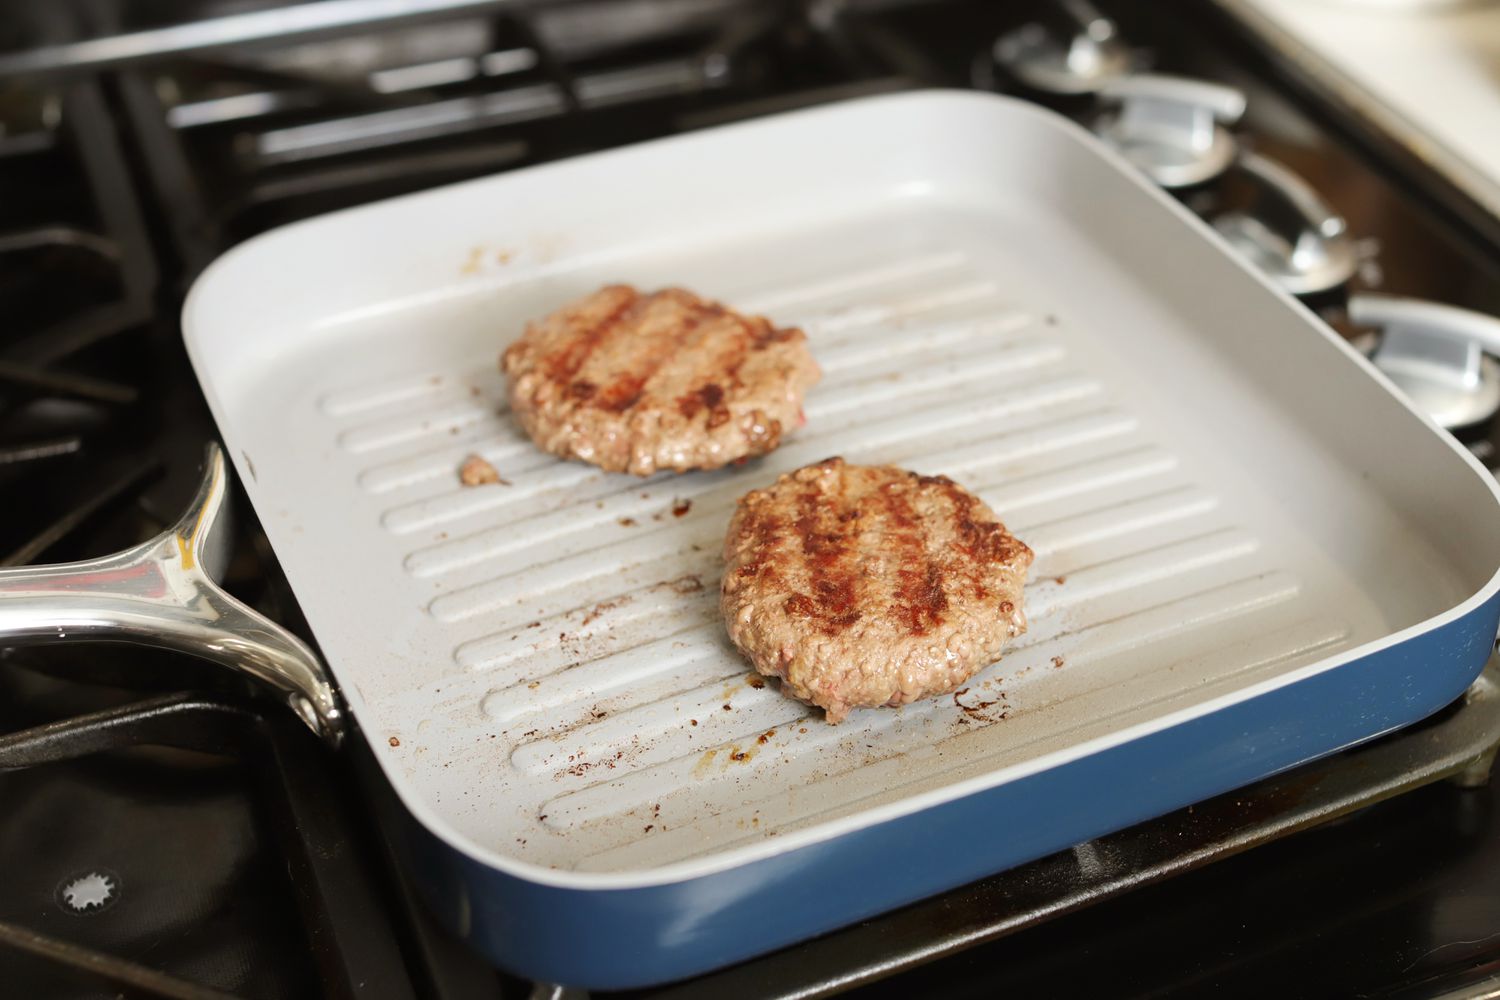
389,591 -> 1500,990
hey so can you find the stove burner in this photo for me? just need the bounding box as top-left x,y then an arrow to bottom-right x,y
1209,151 -> 1360,297
56,869 -> 119,915
1353,293 -> 1500,433
1094,73 -> 1246,188
990,13 -> 1132,96
0,689 -> 404,998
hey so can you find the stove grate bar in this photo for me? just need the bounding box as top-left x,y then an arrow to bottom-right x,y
0,459 -> 160,567
0,919 -> 237,1000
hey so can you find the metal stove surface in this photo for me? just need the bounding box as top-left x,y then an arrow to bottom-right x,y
2,1 -> 1500,996
0,670 -> 316,1000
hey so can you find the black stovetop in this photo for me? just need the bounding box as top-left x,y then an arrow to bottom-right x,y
2,2 -> 1500,997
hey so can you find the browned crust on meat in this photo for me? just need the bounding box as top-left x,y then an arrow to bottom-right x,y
721,459 -> 1033,723
458,454 -> 506,486
501,285 -> 820,475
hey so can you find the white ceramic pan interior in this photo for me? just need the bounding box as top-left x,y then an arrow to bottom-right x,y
182,91 -> 1500,886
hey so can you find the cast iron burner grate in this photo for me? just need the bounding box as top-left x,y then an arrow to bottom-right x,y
0,686 -> 414,999
0,65 -> 163,570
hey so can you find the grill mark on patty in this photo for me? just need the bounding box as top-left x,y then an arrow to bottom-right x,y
542,286 -> 638,385
878,476 -> 949,636
681,311 -> 786,427
935,475 -> 1028,564
722,316 -> 766,389
785,471 -> 861,634
676,308 -> 745,419
726,324 -> 803,444
593,374 -> 646,412
926,473 -> 1028,598
696,313 -> 762,429
588,297 -> 708,414
736,503 -> 783,584
678,382 -> 724,418
671,306 -> 743,426
592,296 -> 722,415
727,318 -> 803,390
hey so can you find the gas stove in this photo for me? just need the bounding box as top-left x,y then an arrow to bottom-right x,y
3,2 -> 1500,997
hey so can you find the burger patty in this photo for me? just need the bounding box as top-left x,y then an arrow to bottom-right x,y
721,458 -> 1033,723
501,285 -> 820,475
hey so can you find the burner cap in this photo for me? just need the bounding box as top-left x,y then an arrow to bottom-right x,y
1353,294 -> 1500,431
1095,75 -> 1245,188
991,15 -> 1132,95
56,868 -> 121,915
1211,153 -> 1359,297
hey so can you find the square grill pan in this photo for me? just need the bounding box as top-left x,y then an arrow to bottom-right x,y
182,91 -> 1500,988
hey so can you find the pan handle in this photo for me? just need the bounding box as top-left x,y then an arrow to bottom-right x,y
0,443 -> 343,746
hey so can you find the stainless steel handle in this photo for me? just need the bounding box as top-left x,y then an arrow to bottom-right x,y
1096,74 -> 1244,188
0,443 -> 343,745
1212,152 -> 1357,296
1353,293 -> 1500,431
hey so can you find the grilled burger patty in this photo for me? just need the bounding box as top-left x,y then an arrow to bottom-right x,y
502,285 -> 820,475
721,458 -> 1033,723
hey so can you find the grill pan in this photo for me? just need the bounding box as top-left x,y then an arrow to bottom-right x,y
177,91 -> 1500,988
